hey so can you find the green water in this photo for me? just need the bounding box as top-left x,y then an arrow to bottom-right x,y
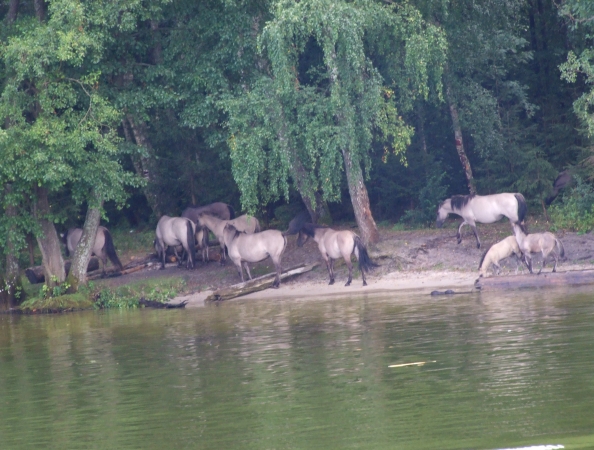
1,288 -> 594,450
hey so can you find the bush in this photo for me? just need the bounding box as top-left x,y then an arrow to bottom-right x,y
549,175 -> 594,233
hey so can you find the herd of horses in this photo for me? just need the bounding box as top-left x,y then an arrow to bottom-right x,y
63,191 -> 566,289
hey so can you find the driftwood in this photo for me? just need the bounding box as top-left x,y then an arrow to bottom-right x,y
139,298 -> 188,309
25,257 -> 100,284
475,269 -> 594,291
205,263 -> 320,303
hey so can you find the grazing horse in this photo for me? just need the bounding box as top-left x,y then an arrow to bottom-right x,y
154,216 -> 196,270
297,223 -> 377,286
198,214 -> 261,264
63,226 -> 123,277
478,235 -> 522,278
182,202 -> 235,222
512,223 -> 564,274
436,193 -> 527,248
222,224 -> 287,288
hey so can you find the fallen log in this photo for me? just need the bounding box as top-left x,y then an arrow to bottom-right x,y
139,298 -> 188,309
205,262 -> 320,302
25,258 -> 100,284
475,269 -> 594,291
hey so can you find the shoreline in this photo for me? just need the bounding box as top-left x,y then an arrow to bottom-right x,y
172,269 -> 480,307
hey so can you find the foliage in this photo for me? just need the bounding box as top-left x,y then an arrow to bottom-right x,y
549,176 -> 594,232
94,278 -> 186,309
400,170 -> 449,226
19,292 -> 93,312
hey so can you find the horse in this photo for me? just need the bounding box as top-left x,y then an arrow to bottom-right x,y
478,235 -> 522,278
182,202 -> 235,223
63,226 -> 123,277
198,214 -> 261,264
222,224 -> 287,288
512,223 -> 565,274
154,216 -> 196,270
297,223 -> 377,286
436,193 -> 527,248
283,210 -> 311,236
545,170 -> 572,206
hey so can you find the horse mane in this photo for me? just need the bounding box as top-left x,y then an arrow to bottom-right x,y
478,246 -> 490,270
450,194 -> 475,211
301,222 -> 327,237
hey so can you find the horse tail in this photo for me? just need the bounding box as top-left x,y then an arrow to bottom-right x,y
354,236 -> 378,273
478,246 -> 490,270
63,229 -> 70,257
227,204 -> 235,220
515,193 -> 527,224
186,219 -> 197,267
103,229 -> 123,271
556,238 -> 565,258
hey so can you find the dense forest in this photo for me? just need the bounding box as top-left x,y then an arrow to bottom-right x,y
1,0 -> 594,297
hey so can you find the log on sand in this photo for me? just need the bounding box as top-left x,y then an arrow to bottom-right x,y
475,269 -> 594,291
205,263 -> 320,303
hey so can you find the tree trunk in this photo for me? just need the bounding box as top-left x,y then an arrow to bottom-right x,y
33,0 -> 45,21
445,80 -> 476,195
7,0 -> 19,22
67,198 -> 103,292
4,184 -> 21,306
342,149 -> 380,245
33,187 -> 65,287
123,116 -> 161,216
325,43 -> 378,244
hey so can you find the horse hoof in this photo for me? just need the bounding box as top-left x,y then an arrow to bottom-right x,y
345,282 -> 351,287
363,281 -> 367,287
476,243 -> 481,249
329,280 -> 335,285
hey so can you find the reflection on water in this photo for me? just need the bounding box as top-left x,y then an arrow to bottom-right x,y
1,287 -> 594,449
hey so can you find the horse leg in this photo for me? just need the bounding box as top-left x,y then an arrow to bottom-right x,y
457,221 -> 467,244
324,257 -> 334,285
235,261 -> 245,282
243,261 -> 253,280
272,259 -> 282,288
101,256 -> 107,278
494,262 -> 501,276
345,259 -> 353,286
470,224 -> 481,249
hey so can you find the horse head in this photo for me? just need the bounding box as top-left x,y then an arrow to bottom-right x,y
436,199 -> 450,228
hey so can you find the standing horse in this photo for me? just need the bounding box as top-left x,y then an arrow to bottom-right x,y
297,223 -> 377,286
436,193 -> 527,248
154,216 -> 196,270
223,224 -> 287,288
63,226 -> 123,277
512,223 -> 564,274
182,202 -> 235,222
198,214 -> 261,264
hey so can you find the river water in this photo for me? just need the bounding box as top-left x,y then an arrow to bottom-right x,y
1,287 -> 593,450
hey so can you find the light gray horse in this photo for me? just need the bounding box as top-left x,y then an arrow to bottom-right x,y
198,214 -> 261,264
512,223 -> 565,274
223,224 -> 287,288
297,223 -> 377,286
436,193 -> 527,248
63,226 -> 124,277
478,235 -> 522,278
154,216 -> 197,270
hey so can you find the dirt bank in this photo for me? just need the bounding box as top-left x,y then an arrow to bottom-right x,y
98,220 -> 594,306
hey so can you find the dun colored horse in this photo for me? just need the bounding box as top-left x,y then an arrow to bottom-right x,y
154,216 -> 196,270
198,214 -> 261,264
436,193 -> 527,248
478,235 -> 522,278
223,224 -> 287,288
297,223 -> 377,286
63,226 -> 123,276
512,223 -> 565,274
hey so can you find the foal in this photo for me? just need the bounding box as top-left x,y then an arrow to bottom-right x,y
478,235 -> 522,278
512,223 -> 565,274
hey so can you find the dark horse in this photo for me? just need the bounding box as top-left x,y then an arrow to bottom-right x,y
436,193 -> 527,249
182,202 -> 235,222
154,216 -> 197,270
63,226 -> 123,276
297,223 -> 377,286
